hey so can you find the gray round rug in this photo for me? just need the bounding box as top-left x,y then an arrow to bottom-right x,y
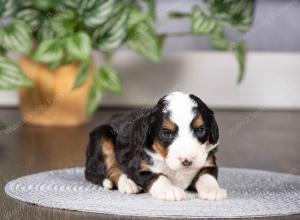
4,167 -> 300,218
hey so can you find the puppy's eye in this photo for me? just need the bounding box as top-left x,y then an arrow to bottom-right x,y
195,126 -> 206,136
161,129 -> 175,139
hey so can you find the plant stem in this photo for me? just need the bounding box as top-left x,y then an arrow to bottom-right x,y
162,31 -> 191,37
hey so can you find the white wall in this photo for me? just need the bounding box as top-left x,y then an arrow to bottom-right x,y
1,51 -> 300,109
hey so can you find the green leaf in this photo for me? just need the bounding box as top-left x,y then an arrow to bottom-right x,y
18,0 -> 33,7
143,0 -> 156,20
96,66 -> 121,94
0,0 -> 17,18
0,55 -> 32,89
72,61 -> 90,90
127,22 -> 164,63
0,120 -> 7,130
83,0 -> 115,28
230,1 -> 255,32
50,10 -> 76,37
16,8 -> 41,29
86,83 -> 102,117
64,0 -> 99,15
127,7 -> 148,29
64,0 -> 81,9
191,6 -> 217,36
36,19 -> 54,41
48,59 -> 63,71
211,23 -> 229,51
0,20 -> 32,55
33,39 -> 63,63
234,42 -> 246,83
65,32 -> 91,61
32,0 -> 60,10
93,3 -> 129,53
205,0 -> 256,32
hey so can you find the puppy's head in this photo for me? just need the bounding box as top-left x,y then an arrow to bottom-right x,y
149,91 -> 219,171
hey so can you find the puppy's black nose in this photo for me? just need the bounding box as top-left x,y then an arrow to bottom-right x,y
182,159 -> 193,167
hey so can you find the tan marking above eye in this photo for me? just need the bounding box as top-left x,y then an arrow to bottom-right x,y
163,119 -> 176,132
192,116 -> 204,128
153,142 -> 168,158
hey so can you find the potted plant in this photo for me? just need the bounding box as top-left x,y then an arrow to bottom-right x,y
0,0 -> 255,126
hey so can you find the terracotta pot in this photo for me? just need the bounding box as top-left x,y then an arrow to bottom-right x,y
19,57 -> 95,127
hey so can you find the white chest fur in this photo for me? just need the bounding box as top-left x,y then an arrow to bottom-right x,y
147,152 -> 199,189
165,167 -> 199,189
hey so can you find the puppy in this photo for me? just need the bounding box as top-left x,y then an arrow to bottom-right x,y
85,91 -> 226,201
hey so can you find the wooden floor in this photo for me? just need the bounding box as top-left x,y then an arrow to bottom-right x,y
0,108 -> 299,220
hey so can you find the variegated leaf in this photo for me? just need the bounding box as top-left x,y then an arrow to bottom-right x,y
16,8 -> 41,29
127,21 -> 164,63
33,39 -> 63,63
127,7 -> 148,29
211,23 -> 229,51
32,0 -> 60,10
0,20 -> 32,55
19,0 -> 33,7
143,0 -> 156,20
191,6 -> 217,36
65,32 -> 91,61
205,0 -> 255,32
0,0 -> 16,18
229,1 -> 255,32
72,61 -> 90,89
83,0 -> 115,27
93,2 -> 129,53
86,82 -> 102,117
0,55 -> 32,89
36,20 -> 54,41
96,66 -> 121,94
63,0 -> 81,9
50,10 -> 76,37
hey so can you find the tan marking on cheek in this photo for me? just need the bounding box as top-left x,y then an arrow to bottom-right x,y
153,142 -> 168,158
203,155 -> 216,168
163,119 -> 176,132
101,138 -> 122,185
139,161 -> 150,172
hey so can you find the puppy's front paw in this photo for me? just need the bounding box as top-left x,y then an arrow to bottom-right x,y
149,176 -> 186,201
154,185 -> 186,201
198,186 -> 227,201
118,174 -> 140,194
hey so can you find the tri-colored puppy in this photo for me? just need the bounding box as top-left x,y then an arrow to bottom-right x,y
85,91 -> 226,201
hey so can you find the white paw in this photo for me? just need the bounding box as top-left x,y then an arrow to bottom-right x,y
198,186 -> 227,201
153,185 -> 186,201
149,176 -> 186,201
117,174 -> 140,194
102,178 -> 113,189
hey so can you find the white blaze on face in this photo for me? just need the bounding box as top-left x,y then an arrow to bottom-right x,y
163,91 -> 208,170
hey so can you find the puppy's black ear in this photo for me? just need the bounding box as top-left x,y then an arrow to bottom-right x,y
209,113 -> 219,145
131,106 -> 160,151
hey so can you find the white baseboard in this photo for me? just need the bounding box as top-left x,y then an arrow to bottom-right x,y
1,51 -> 300,109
